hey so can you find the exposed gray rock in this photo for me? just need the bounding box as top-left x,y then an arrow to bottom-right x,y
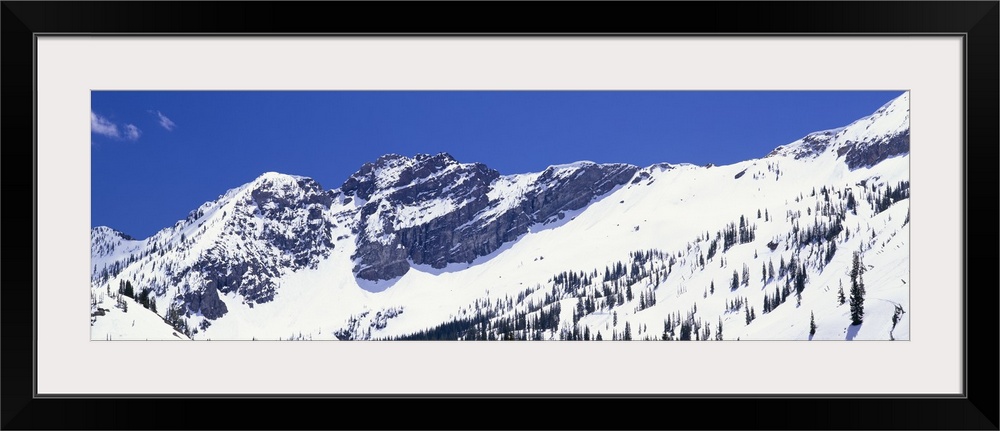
173,174 -> 340,319
183,280 -> 228,319
347,155 -> 639,281
766,130 -> 837,160
843,130 -> 909,170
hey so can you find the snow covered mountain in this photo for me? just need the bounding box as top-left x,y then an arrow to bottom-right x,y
91,92 -> 910,341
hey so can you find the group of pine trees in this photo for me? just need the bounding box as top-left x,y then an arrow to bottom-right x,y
117,279 -> 157,313
163,299 -> 191,337
869,180 -> 910,214
722,215 -> 758,251
661,306 -> 716,341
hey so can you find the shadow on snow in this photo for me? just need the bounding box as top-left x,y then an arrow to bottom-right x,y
845,323 -> 862,340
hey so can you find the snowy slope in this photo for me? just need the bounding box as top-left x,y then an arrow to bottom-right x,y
91,290 -> 190,340
91,92 -> 910,341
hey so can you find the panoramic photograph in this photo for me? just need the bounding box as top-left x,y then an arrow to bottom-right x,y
90,91 -> 910,341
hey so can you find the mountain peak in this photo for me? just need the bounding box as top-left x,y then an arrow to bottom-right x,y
252,171 -> 307,185
91,226 -> 135,241
371,152 -> 459,171
414,152 -> 456,162
546,160 -> 597,171
766,92 -> 909,167
374,153 -> 408,165
876,91 -> 909,115
342,152 -> 493,201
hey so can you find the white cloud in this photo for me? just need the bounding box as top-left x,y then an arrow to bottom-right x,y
92,111 -> 142,141
124,124 -> 141,140
91,111 -> 120,138
155,110 -> 176,131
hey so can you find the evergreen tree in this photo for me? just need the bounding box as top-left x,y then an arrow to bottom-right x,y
731,270 -> 740,291
709,280 -> 715,295
716,317 -> 723,341
837,281 -> 846,305
809,311 -> 817,336
849,251 -> 866,325
794,264 -> 807,295
679,320 -> 692,340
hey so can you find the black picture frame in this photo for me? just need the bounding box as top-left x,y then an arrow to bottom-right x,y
3,2 -> 997,429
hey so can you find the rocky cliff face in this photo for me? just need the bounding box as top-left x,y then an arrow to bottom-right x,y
435,162 -> 639,275
184,174 -> 340,314
841,129 -> 909,169
341,153 -> 500,280
343,154 -> 640,281
341,153 -> 638,280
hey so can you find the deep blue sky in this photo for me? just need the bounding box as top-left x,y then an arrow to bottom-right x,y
92,90 -> 905,239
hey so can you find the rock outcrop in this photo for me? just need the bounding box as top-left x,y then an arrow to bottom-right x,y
345,154 -> 639,281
